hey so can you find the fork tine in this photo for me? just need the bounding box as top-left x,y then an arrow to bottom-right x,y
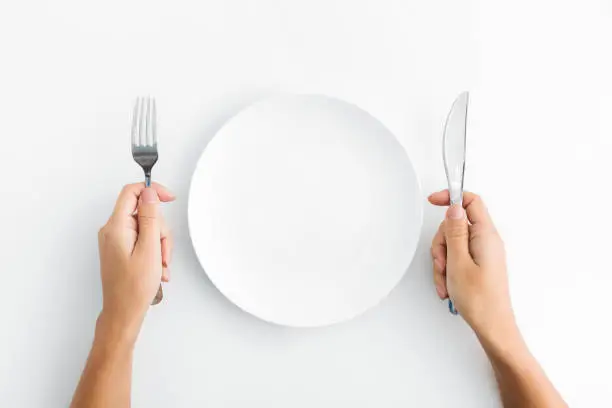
138,97 -> 143,146
146,97 -> 153,147
131,98 -> 139,147
141,97 -> 146,146
139,97 -> 147,147
140,96 -> 149,146
151,98 -> 157,146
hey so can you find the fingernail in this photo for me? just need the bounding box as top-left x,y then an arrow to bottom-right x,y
436,286 -> 444,299
447,204 -> 464,220
140,188 -> 159,204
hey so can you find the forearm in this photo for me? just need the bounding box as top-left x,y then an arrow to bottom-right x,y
70,314 -> 137,408
477,324 -> 567,408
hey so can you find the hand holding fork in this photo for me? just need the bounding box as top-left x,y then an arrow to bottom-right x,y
131,97 -> 167,305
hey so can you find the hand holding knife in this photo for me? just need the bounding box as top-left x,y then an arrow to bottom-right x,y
442,91 -> 469,315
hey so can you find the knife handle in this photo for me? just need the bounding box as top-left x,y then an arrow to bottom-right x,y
447,197 -> 462,316
448,300 -> 458,315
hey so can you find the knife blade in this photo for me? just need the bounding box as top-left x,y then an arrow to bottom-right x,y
442,91 -> 469,315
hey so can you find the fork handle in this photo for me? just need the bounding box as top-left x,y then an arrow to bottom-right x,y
144,173 -> 162,305
152,284 -> 163,305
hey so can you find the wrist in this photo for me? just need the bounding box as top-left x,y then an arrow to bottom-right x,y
474,317 -> 527,359
95,310 -> 143,349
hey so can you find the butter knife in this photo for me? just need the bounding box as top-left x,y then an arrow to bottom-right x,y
442,91 -> 469,315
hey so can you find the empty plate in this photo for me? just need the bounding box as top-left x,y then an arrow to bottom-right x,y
188,94 -> 422,327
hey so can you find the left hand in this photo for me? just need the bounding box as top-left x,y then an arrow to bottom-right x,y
97,182 -> 175,340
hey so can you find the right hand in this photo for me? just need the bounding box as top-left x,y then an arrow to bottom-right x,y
429,190 -> 515,340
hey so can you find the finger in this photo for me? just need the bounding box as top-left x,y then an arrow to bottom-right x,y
161,217 -> 173,282
111,182 -> 175,221
162,267 -> 170,283
428,189 -> 494,228
129,200 -> 172,275
431,223 -> 448,299
444,204 -> 472,265
427,189 -> 451,206
135,188 -> 161,251
433,258 -> 448,299
431,222 -> 447,266
160,215 -> 172,266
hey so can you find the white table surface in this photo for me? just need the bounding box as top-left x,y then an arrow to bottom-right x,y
0,1 -> 610,407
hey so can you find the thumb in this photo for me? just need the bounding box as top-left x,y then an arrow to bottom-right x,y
444,204 -> 471,265
136,188 -> 161,250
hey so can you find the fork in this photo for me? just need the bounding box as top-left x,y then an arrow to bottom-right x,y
131,96 -> 163,305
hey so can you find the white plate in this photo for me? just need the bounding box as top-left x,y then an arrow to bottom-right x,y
188,94 -> 422,327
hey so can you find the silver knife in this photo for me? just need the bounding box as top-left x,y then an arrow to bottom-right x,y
442,91 -> 469,315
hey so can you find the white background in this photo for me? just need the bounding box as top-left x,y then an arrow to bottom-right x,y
0,0 -> 610,407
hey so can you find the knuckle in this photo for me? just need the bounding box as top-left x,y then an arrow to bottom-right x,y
138,214 -> 158,229
470,222 -> 497,238
445,225 -> 469,240
431,245 -> 445,259
468,223 -> 483,236
431,222 -> 445,245
121,184 -> 133,194
100,223 -> 121,240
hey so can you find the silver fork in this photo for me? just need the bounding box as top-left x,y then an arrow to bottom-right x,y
131,96 -> 163,305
